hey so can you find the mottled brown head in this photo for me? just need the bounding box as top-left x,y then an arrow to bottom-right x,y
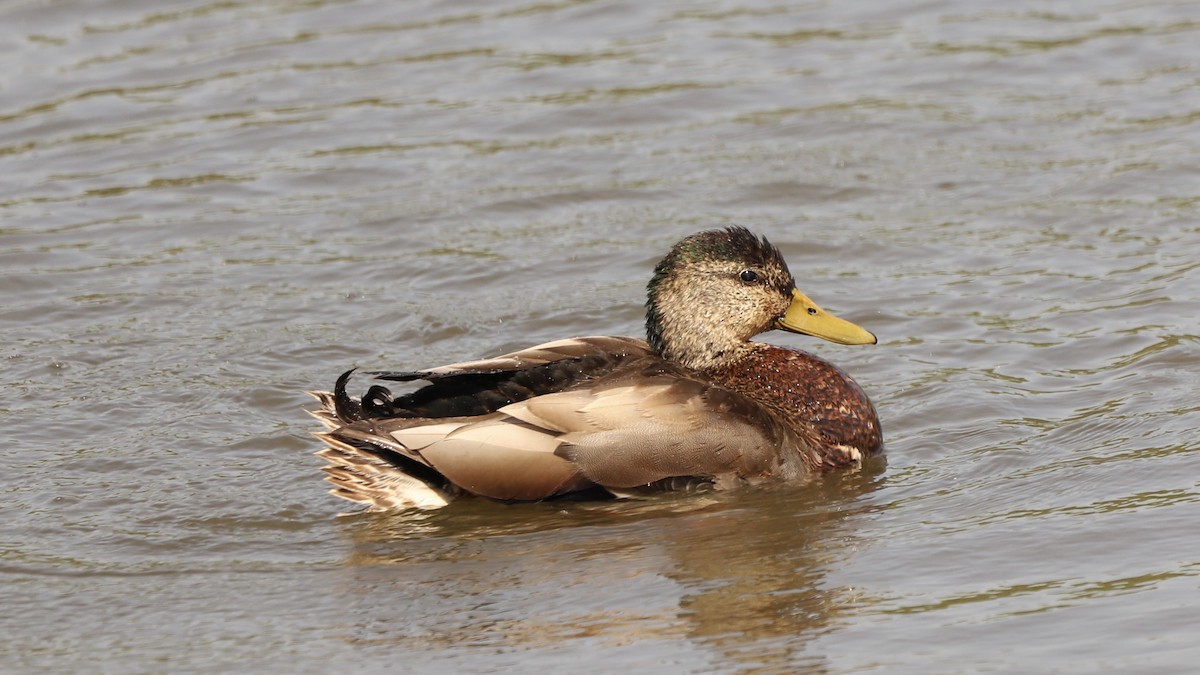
645,226 -> 876,371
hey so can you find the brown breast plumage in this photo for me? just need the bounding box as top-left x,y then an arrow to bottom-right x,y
709,344 -> 882,466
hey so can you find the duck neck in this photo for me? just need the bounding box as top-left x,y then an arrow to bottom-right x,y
645,278 -> 752,372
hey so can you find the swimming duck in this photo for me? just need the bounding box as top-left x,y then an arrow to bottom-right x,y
309,226 -> 881,510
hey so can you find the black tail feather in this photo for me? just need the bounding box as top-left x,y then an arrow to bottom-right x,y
333,369 -> 364,422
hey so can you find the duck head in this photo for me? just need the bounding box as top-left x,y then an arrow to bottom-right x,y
645,226 -> 876,371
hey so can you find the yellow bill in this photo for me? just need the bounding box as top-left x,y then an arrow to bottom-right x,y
776,289 -> 877,345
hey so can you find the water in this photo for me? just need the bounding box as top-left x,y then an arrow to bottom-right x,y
2,0 -> 1198,672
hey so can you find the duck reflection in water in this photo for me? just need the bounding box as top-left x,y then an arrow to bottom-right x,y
331,464 -> 885,670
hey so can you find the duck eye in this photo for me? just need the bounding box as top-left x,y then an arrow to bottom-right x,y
739,269 -> 759,284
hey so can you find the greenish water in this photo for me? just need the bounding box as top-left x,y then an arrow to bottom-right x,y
2,0 -> 1198,672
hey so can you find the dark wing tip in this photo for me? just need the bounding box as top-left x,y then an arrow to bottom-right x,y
369,370 -> 429,382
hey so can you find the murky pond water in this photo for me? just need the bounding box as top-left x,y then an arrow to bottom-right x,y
2,0 -> 1198,672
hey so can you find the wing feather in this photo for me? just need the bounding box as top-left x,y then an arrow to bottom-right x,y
419,418 -> 591,501
516,375 -> 810,488
375,336 -> 651,380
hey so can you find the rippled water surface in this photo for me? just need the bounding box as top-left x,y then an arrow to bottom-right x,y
3,0 -> 1198,672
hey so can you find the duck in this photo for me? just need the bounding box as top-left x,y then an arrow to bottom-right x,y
308,226 -> 882,511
